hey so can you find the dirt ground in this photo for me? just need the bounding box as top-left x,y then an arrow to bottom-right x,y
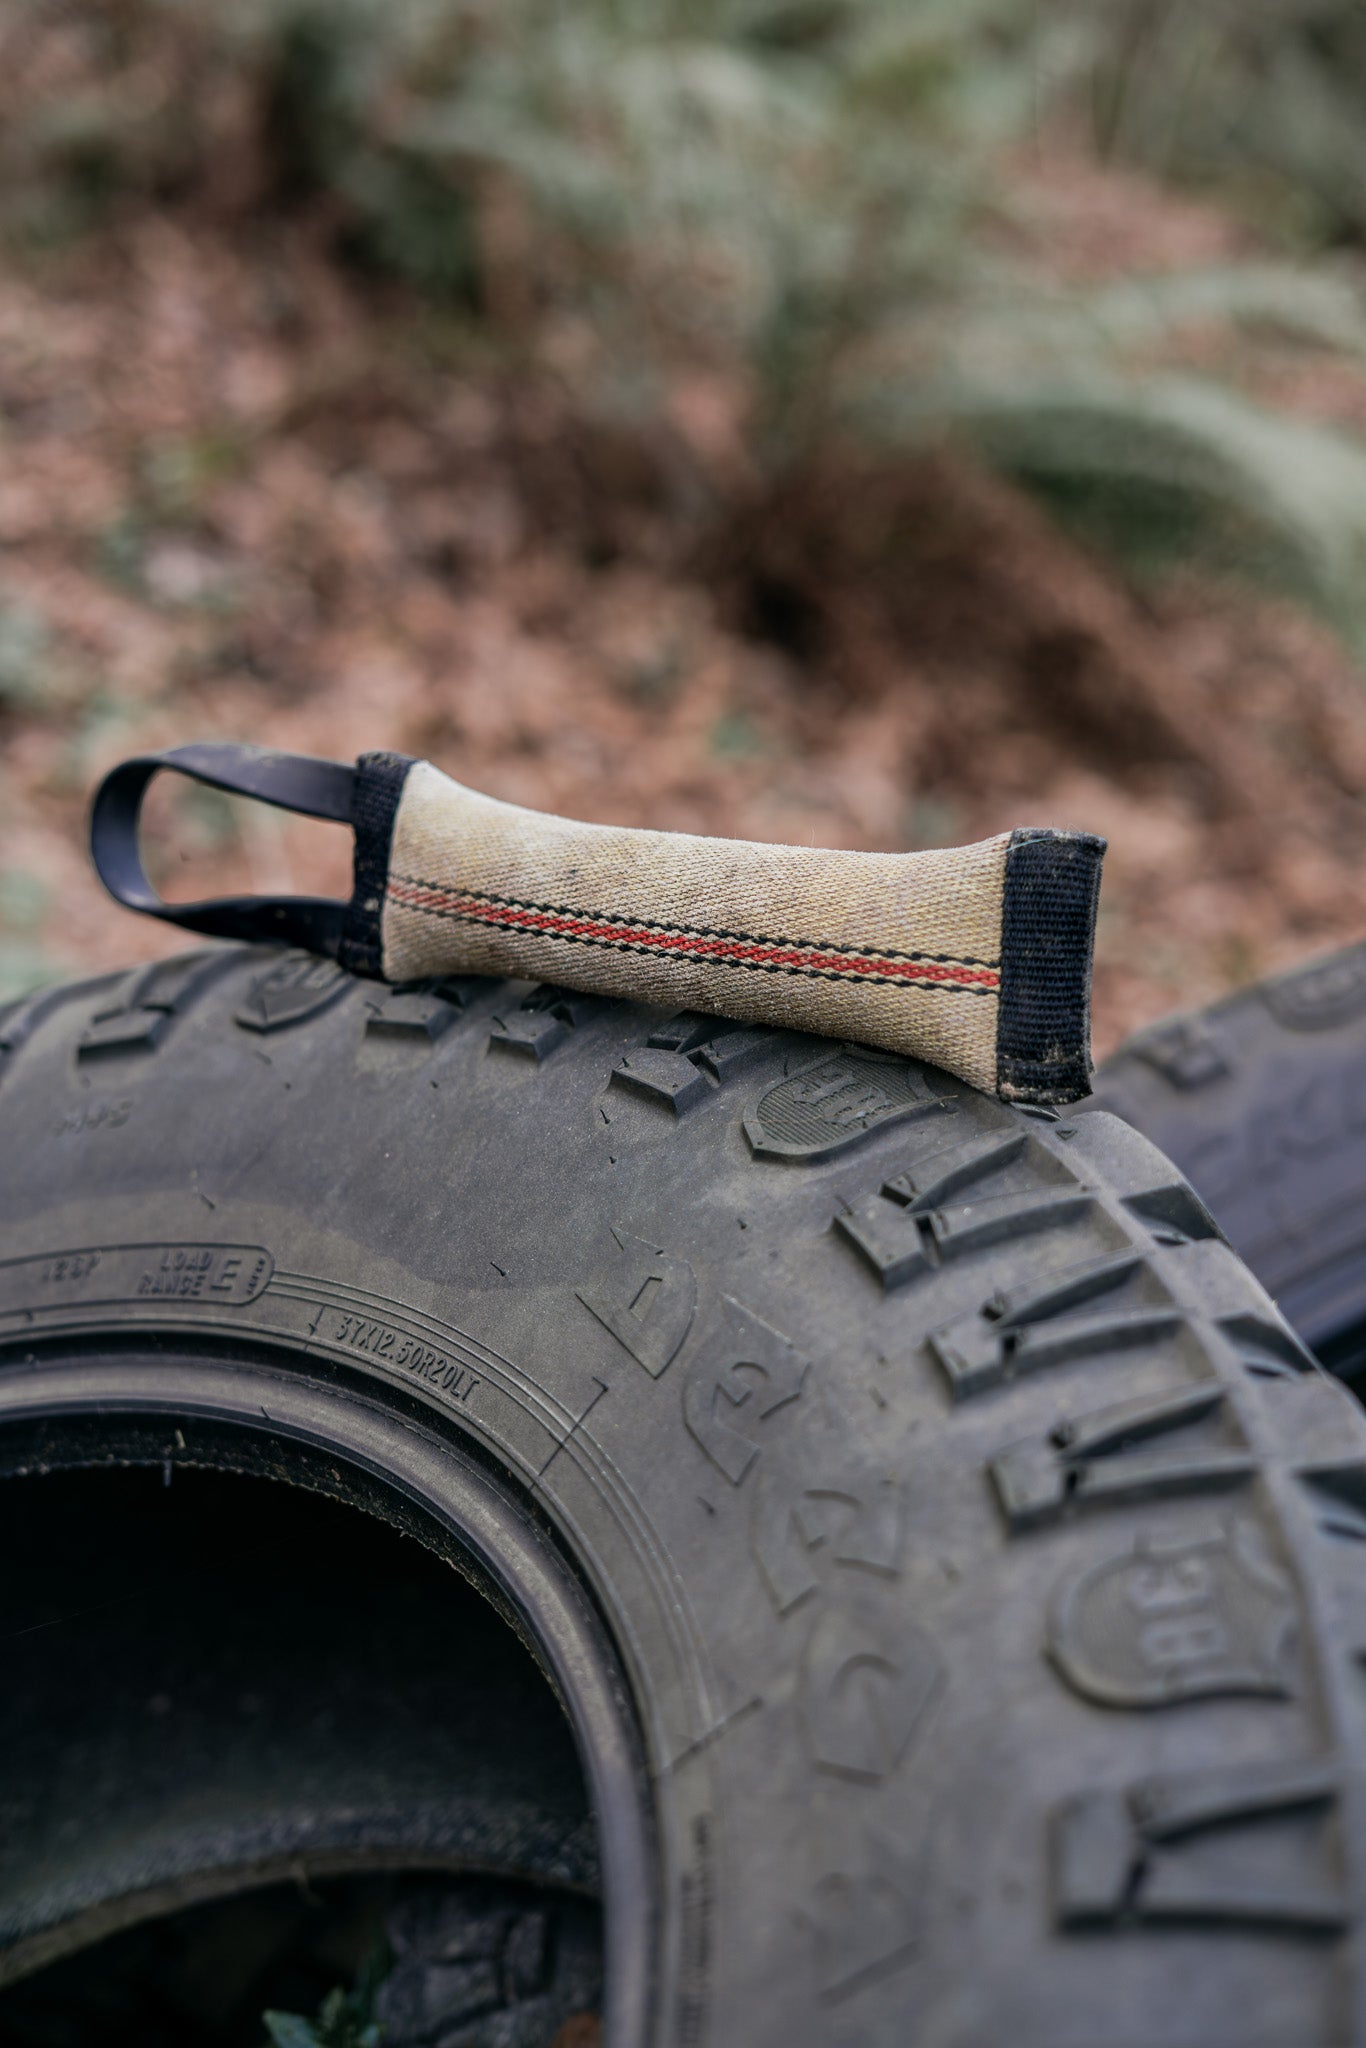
6,155 -> 1366,1061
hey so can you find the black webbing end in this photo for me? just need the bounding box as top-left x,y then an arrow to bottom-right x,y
338,751 -> 415,976
996,828 -> 1106,1106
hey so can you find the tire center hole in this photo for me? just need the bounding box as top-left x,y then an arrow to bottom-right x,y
0,1465 -> 604,2046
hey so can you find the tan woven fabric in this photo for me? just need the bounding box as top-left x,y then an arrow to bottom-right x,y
382,760 -> 1012,1092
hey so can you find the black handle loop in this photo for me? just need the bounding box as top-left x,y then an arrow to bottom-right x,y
89,743 -> 357,955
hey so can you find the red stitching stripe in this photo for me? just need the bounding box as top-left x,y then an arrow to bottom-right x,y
386,877 -> 1000,991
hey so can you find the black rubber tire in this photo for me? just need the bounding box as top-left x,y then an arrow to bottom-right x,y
1091,939 -> 1366,1382
5,945 -> 1366,2047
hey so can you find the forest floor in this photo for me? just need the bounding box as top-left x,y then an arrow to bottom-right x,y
6,146 -> 1366,1059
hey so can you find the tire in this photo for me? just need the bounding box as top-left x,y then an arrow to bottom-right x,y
1090,939 -> 1366,1383
4,944 -> 1366,2047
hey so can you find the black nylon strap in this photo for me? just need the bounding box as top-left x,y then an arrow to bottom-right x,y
995,827 -> 1106,1105
88,743 -> 412,967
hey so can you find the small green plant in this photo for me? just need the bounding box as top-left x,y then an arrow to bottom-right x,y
262,1943 -> 389,2048
262,1993 -> 378,2048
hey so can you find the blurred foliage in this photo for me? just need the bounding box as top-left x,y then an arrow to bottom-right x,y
0,597 -> 52,710
1074,0 -> 1366,246
0,862 -> 60,1003
7,0 -> 1366,637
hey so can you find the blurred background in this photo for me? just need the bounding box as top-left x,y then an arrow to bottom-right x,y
8,0 -> 1366,1051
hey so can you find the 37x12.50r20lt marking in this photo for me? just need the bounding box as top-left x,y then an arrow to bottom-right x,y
3,944 -> 1366,2046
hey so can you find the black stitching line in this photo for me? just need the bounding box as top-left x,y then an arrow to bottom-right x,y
390,874 -> 1000,972
389,896 -> 997,994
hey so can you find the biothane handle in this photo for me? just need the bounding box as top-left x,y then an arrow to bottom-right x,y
91,743 -> 372,962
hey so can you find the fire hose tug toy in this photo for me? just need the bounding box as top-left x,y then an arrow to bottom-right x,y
0,743 -> 1362,2048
